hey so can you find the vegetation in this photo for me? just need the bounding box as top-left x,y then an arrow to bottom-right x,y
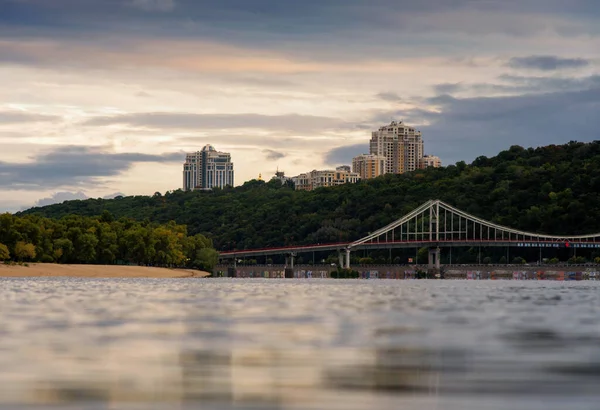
17,140 -> 600,264
0,212 -> 218,270
0,243 -> 9,261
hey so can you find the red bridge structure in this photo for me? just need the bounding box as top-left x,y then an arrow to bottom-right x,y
219,200 -> 600,269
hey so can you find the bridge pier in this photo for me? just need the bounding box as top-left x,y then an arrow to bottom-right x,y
346,248 -> 351,269
428,247 -> 441,270
339,251 -> 344,268
285,253 -> 295,269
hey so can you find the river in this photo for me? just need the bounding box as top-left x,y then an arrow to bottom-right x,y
1,278 -> 599,409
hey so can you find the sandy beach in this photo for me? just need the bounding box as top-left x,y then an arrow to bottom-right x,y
0,263 -> 211,278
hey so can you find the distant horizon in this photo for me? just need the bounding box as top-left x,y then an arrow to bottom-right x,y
1,0 -> 600,212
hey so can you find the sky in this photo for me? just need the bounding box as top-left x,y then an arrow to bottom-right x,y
1,0 -> 599,212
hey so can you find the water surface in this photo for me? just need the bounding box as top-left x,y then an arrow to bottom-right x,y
1,278 -> 599,409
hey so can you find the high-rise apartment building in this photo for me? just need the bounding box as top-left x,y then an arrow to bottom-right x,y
352,154 -> 387,179
183,144 -> 234,191
292,166 -> 360,191
419,155 -> 442,169
369,120 -> 424,174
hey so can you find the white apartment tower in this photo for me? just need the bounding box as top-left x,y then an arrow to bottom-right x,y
370,121 -> 424,174
183,144 -> 234,191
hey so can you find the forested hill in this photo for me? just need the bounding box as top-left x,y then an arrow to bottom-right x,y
20,141 -> 600,251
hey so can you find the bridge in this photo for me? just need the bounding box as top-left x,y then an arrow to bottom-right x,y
219,199 -> 600,269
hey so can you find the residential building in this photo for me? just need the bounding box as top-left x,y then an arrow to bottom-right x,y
352,154 -> 387,179
369,120 -> 424,174
419,155 -> 442,169
292,166 -> 360,191
183,144 -> 234,191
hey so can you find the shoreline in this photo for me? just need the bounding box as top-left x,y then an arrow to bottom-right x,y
0,263 -> 211,278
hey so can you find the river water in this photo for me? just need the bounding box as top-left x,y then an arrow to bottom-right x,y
1,278 -> 599,410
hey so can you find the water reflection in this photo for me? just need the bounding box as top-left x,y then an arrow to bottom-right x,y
0,278 -> 600,409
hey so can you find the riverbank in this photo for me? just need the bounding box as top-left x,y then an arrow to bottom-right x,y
0,263 -> 210,278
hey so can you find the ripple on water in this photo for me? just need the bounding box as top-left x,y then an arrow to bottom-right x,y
1,278 -> 600,410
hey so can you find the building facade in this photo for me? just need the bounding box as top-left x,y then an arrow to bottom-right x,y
419,155 -> 442,169
370,120 -> 424,174
292,166 -> 360,191
183,144 -> 234,191
352,154 -> 387,180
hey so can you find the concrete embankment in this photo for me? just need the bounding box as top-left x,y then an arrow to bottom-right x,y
214,264 -> 599,280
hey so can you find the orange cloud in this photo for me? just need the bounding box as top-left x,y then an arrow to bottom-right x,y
0,38 -> 440,75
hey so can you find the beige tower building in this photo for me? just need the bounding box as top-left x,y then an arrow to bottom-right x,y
352,154 -> 387,179
419,155 -> 442,169
183,144 -> 234,191
292,166 -> 360,191
370,120 -> 424,174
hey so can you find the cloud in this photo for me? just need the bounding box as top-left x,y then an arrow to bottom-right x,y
33,191 -> 88,207
103,192 -> 126,199
2,1 -> 598,69
431,74 -> 600,97
371,84 -> 600,165
499,74 -> 600,91
324,143 -> 369,166
0,146 -> 183,190
0,111 -> 60,124
433,83 -> 463,95
263,149 -> 286,161
131,0 -> 175,12
508,56 -> 591,71
84,112 -> 345,133
30,190 -> 127,208
376,92 -> 402,102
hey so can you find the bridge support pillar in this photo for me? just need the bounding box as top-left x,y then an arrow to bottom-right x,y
345,248 -> 351,269
285,254 -> 295,269
428,247 -> 441,270
339,252 -> 344,268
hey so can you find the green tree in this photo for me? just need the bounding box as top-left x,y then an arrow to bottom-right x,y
0,243 -> 9,261
195,248 -> 219,271
14,241 -> 36,261
417,247 -> 429,264
53,238 -> 74,263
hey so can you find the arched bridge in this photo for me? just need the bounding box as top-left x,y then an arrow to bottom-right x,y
220,199 -> 600,269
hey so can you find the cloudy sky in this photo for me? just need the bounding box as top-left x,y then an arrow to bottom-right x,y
1,0 -> 599,211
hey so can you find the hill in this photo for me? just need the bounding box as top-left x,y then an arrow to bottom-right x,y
20,141 -> 600,252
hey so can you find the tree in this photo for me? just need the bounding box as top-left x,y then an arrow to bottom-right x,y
417,247 -> 429,264
482,256 -> 491,265
14,241 -> 36,261
54,238 -> 74,263
512,257 -> 525,265
0,243 -> 9,261
195,248 -> 219,271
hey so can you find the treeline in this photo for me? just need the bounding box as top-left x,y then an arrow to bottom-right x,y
20,141 -> 600,255
0,211 -> 218,270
